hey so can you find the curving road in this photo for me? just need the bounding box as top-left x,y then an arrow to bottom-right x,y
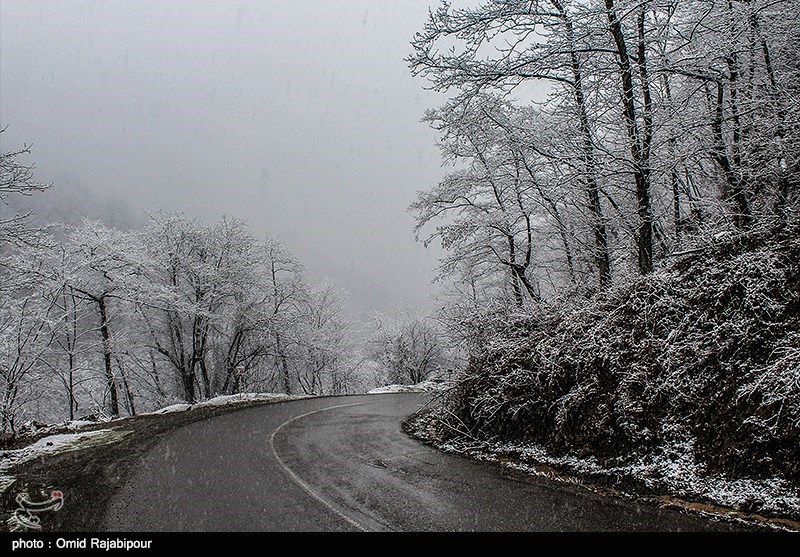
103,394 -> 743,532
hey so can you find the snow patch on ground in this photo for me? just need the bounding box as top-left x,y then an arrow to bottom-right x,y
368,380 -> 451,394
151,404 -> 193,415
429,432 -> 800,526
17,430 -> 128,456
149,393 -> 310,414
12,419 -> 111,440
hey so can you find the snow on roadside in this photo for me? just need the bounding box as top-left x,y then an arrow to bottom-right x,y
1,392 -> 308,497
11,419 -> 112,441
7,388 -> 428,452
152,404 -> 192,414
150,392 -> 310,414
422,429 -> 800,527
502,440 -> 800,515
368,380 -> 452,394
2,388 -> 437,497
0,429 -> 130,497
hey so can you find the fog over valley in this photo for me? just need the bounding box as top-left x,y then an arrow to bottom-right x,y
0,0 -> 447,315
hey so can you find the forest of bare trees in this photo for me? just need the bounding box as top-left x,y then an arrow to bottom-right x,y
0,143 -> 376,431
407,0 -> 800,504
0,138 -> 460,433
409,0 -> 797,307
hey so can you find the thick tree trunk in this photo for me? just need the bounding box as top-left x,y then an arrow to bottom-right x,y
222,329 -> 243,394
507,236 -> 524,306
63,288 -> 79,421
118,362 -> 136,416
275,332 -> 291,395
635,7 -> 656,272
198,357 -> 211,400
68,352 -> 76,421
97,296 -> 120,418
512,264 -> 539,302
555,2 -> 611,287
605,0 -> 654,274
181,371 -> 196,404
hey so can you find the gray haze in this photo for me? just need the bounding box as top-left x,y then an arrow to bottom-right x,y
0,0 -> 449,315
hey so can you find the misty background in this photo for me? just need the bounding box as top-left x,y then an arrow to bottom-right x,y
0,0 -> 448,316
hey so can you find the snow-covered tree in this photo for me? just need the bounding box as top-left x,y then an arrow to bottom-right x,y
410,0 -> 800,310
0,294 -> 54,433
0,130 -> 50,248
368,310 -> 449,386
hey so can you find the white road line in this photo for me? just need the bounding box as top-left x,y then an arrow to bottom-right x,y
268,402 -> 368,532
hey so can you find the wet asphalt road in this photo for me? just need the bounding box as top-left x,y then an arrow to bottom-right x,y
102,393 -> 744,532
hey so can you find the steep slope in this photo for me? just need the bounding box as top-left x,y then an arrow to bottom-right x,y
410,221 -> 800,518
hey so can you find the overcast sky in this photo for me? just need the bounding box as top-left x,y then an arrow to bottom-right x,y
0,0 -> 451,316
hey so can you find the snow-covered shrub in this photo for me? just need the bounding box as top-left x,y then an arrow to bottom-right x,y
432,221 -> 800,481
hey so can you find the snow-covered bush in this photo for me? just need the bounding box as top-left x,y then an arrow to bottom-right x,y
431,221 -> 800,481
